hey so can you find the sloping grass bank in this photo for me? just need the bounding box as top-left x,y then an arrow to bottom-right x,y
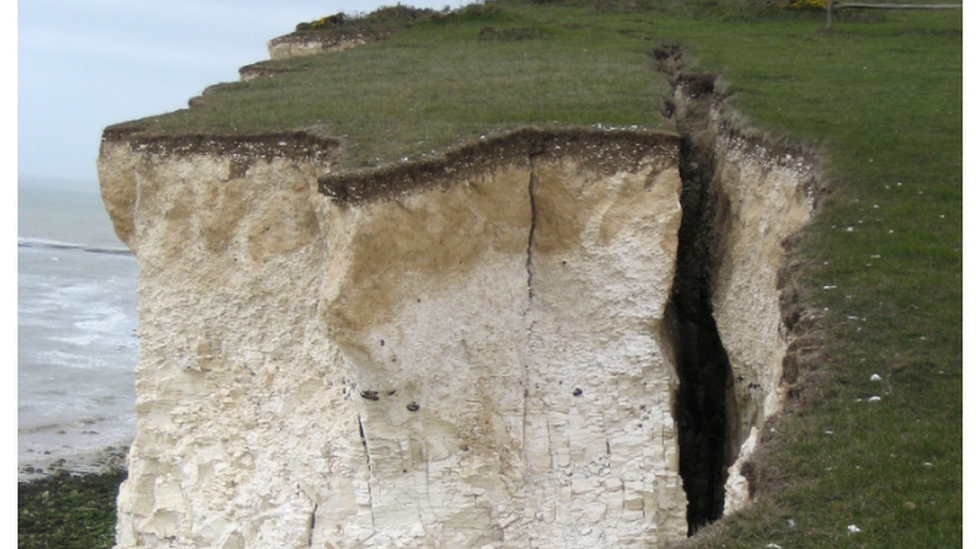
89,2 -> 960,548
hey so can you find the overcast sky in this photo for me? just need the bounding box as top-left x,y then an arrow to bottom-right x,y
18,0 -> 465,190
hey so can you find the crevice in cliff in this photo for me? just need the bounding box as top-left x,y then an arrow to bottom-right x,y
358,415 -> 371,466
526,157 -> 539,300
358,414 -> 377,528
307,502 -> 318,548
521,157 -> 540,462
657,45 -> 736,536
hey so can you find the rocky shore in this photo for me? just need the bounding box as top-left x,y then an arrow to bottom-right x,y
18,445 -> 128,483
18,465 -> 126,549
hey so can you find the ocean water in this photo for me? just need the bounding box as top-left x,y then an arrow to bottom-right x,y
18,177 -> 139,480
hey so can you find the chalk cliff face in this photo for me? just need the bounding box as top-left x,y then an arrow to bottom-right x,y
99,114 -> 817,547
99,132 -> 342,548
99,128 -> 693,548
707,126 -> 819,515
266,32 -> 377,61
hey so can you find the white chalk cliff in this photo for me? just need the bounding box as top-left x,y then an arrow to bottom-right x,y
98,61 -> 818,549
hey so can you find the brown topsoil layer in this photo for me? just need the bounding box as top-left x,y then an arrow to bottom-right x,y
101,125 -> 680,206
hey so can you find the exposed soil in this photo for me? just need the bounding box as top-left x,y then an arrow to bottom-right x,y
318,127 -> 678,206
100,125 -> 678,206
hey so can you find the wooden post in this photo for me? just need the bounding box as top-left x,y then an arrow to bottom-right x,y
834,2 -> 962,9
827,2 -> 960,29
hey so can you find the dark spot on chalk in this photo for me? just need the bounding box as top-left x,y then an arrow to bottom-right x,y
407,402 -> 420,412
573,388 -> 583,397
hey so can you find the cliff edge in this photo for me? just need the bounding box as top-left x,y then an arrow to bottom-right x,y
97,7 -> 820,548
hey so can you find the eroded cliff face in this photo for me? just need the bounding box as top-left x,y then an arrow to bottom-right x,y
265,32 -> 378,62
99,131 -> 344,548
98,119 -> 817,547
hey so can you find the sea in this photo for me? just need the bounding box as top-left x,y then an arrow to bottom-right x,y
17,176 -> 139,481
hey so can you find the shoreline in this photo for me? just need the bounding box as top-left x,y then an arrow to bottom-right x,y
18,445 -> 129,484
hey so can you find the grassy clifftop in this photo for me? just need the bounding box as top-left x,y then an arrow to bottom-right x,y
108,2 -> 670,170
96,1 -> 961,548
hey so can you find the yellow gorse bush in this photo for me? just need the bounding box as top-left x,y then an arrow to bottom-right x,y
307,13 -> 346,30
789,0 -> 827,9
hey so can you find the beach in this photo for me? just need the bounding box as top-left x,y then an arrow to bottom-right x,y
18,177 -> 139,481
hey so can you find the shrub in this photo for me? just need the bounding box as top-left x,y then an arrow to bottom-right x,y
789,0 -> 826,10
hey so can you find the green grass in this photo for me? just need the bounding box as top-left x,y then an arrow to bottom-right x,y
97,2 -> 961,548
115,2 -> 671,168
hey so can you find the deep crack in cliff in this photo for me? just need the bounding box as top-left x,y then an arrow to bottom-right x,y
658,45 -> 735,536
